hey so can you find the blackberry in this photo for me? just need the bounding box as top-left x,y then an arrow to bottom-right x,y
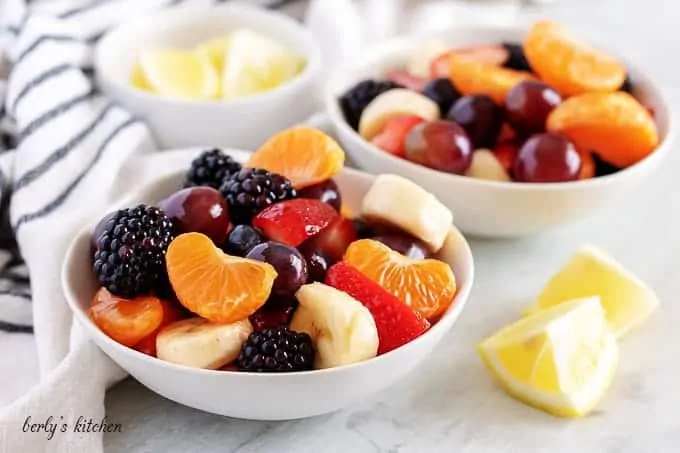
220,168 -> 296,224
237,327 -> 314,372
184,148 -> 242,190
502,42 -> 533,72
423,78 -> 461,116
339,79 -> 402,130
93,205 -> 175,298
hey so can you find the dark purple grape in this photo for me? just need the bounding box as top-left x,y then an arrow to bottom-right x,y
246,241 -> 308,297
297,179 -> 341,211
372,233 -> 431,259
620,74 -> 633,93
298,242 -> 330,283
505,81 -> 562,135
447,95 -> 504,149
514,133 -> 581,183
158,187 -> 229,245
592,152 -> 621,177
224,225 -> 265,257
352,218 -> 375,239
405,121 -> 473,174
92,211 -> 115,251
423,78 -> 461,116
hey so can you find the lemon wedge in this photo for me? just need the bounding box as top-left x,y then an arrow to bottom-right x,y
527,245 -> 659,337
137,48 -> 218,100
196,36 -> 232,73
479,296 -> 618,418
220,29 -> 305,99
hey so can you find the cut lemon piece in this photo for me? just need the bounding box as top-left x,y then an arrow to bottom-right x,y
138,48 -> 218,100
479,297 -> 618,418
527,245 -> 659,338
196,36 -> 232,73
220,28 -> 305,99
129,63 -> 152,92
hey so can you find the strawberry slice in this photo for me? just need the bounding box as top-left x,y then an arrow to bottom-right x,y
386,70 -> 428,92
325,262 -> 430,354
134,299 -> 187,357
253,198 -> 339,247
370,115 -> 425,158
303,216 -> 357,263
492,142 -> 519,173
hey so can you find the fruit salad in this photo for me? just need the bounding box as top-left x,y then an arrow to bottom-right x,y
89,127 -> 459,372
130,29 -> 306,100
338,20 -> 660,183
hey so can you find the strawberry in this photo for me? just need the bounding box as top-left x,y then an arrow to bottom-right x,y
134,299 -> 187,357
386,71 -> 427,92
303,217 -> 357,263
370,115 -> 425,158
325,262 -> 430,354
493,142 -> 519,173
253,198 -> 339,247
497,123 -> 517,144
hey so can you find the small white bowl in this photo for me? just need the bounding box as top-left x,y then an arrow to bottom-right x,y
324,26 -> 675,238
95,4 -> 322,150
61,149 -> 474,420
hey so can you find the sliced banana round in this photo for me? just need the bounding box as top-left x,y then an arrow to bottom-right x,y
358,88 -> 440,140
465,149 -> 511,182
361,174 -> 453,252
291,283 -> 378,369
156,317 -> 252,370
407,37 -> 448,78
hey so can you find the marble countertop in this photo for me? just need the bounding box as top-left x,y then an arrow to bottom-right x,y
105,1 -> 680,452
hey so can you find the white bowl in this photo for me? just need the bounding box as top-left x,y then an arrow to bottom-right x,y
95,4 -> 322,150
61,149 -> 475,420
324,26 -> 675,238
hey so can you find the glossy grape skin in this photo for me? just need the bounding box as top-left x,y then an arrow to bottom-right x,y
352,218 -> 375,239
405,121 -> 473,175
297,179 -> 341,211
224,225 -> 265,257
158,187 -> 229,245
423,78 -> 461,116
372,233 -> 431,259
514,133 -> 582,183
246,241 -> 308,297
505,81 -> 562,135
298,242 -> 331,283
447,95 -> 504,149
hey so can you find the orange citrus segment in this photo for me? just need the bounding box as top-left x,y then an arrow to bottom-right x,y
524,20 -> 626,97
89,288 -> 164,347
343,239 -> 456,319
166,232 -> 277,323
448,54 -> 535,105
547,92 -> 659,168
246,126 -> 345,189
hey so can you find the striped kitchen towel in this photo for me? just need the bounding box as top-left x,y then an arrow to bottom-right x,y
0,1 -> 302,452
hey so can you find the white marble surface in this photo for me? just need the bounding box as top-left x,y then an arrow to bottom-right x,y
104,1 -> 680,452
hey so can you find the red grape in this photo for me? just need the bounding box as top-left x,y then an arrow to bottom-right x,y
246,242 -> 308,297
372,233 -> 431,259
447,95 -> 503,149
505,80 -> 562,135
158,187 -> 230,245
514,133 -> 582,183
297,179 -> 341,211
405,120 -> 473,174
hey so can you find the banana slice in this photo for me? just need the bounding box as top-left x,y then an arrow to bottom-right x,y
358,88 -> 439,140
291,283 -> 378,369
407,37 -> 448,78
465,149 -> 511,182
361,174 -> 453,252
156,317 -> 252,369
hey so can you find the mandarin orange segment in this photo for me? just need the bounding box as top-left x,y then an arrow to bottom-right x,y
447,54 -> 535,105
89,288 -> 164,347
166,232 -> 277,323
246,126 -> 345,189
547,92 -> 659,168
343,239 -> 456,320
524,20 -> 626,96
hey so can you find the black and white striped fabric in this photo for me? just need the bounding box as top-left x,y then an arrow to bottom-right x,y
0,1 -> 301,451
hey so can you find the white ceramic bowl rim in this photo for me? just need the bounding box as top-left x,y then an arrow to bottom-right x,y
94,3 -> 322,108
324,25 -> 675,192
62,158 -> 475,379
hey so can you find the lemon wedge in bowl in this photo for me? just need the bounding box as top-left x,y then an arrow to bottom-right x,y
135,48 -> 219,100
527,245 -> 659,338
478,296 -> 618,418
219,28 -> 305,99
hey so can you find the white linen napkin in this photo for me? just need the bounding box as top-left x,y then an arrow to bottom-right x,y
0,1 -> 521,452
